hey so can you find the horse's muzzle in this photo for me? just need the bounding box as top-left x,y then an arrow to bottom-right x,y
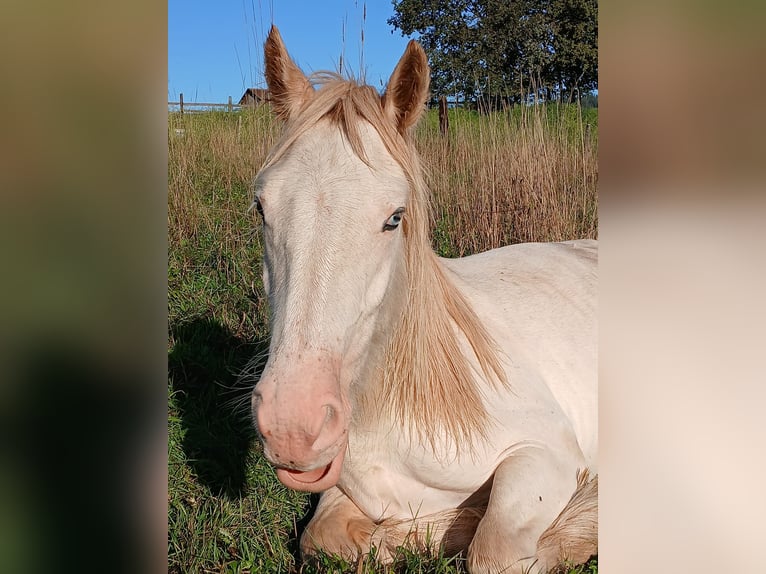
252,380 -> 347,491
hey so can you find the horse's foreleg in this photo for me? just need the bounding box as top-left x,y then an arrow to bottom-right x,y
301,487 -> 481,564
467,444 -> 585,574
300,487 -> 377,562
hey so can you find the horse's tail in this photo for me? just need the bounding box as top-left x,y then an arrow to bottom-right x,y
536,468 -> 598,570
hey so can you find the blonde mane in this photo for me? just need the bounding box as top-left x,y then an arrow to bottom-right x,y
263,75 -> 507,450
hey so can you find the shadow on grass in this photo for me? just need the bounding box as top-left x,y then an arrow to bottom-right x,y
288,492 -> 321,563
168,318 -> 268,498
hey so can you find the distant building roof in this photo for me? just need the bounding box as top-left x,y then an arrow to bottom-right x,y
239,88 -> 269,106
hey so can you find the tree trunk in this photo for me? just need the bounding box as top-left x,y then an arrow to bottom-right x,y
438,95 -> 449,137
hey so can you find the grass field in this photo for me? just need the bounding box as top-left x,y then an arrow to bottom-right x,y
168,102 -> 598,573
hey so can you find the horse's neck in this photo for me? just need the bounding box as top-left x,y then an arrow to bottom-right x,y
356,246 -> 500,452
352,253 -> 409,397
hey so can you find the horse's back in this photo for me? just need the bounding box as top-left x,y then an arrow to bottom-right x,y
441,240 -> 598,467
443,239 -> 596,283
440,240 -> 597,325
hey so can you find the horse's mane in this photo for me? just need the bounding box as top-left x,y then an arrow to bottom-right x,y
262,74 -> 508,451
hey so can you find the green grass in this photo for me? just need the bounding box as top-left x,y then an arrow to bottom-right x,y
168,104 -> 597,573
168,108 -> 305,573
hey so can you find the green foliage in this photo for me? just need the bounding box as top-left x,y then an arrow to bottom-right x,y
581,91 -> 598,109
561,556 -> 600,574
300,545 -> 468,573
550,0 -> 598,99
389,0 -> 598,102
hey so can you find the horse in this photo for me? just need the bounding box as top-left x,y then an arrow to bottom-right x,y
250,26 -> 597,574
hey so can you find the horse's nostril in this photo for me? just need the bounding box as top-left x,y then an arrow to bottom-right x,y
324,404 -> 336,422
252,392 -> 268,439
252,392 -> 264,417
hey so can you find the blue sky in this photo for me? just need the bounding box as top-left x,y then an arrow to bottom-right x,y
168,0 -> 414,103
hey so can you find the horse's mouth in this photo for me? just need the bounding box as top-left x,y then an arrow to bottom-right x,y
283,464 -> 331,483
275,448 -> 345,492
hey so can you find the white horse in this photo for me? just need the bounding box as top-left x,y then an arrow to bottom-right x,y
251,26 -> 597,573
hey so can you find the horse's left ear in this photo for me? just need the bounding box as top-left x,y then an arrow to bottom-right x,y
264,25 -> 313,121
382,40 -> 430,134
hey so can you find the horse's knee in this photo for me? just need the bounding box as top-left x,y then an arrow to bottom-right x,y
467,446 -> 588,573
299,489 -> 376,561
536,470 -> 598,569
301,514 -> 374,560
468,521 -> 540,574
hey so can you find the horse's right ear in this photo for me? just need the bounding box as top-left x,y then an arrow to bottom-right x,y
264,25 -> 313,121
382,40 -> 430,134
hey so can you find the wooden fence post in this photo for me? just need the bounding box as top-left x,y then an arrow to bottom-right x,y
438,95 -> 449,137
228,95 -> 233,112
179,92 -> 184,116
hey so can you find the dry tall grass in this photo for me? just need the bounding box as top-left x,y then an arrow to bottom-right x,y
168,101 -> 597,263
168,107 -> 278,340
418,104 -> 598,256
168,102 -> 597,337
168,106 -> 277,267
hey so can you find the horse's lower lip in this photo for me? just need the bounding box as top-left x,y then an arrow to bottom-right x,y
284,464 -> 331,484
275,448 -> 345,492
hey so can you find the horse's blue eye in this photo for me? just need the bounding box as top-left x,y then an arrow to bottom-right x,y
383,208 -> 405,231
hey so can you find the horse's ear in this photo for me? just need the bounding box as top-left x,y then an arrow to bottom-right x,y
382,40 -> 430,133
264,25 -> 313,121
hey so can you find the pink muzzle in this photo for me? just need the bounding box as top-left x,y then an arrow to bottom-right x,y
252,360 -> 348,492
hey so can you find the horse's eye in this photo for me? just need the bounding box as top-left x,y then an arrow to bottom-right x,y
383,208 -> 405,231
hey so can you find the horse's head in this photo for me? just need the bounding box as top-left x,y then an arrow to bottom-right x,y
251,26 -> 430,492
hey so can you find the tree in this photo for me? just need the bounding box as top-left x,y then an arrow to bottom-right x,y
388,0 -> 482,101
388,0 -> 597,104
550,0 -> 598,100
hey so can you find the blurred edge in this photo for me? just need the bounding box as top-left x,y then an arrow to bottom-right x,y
0,1 -> 167,573
600,1 -> 766,573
